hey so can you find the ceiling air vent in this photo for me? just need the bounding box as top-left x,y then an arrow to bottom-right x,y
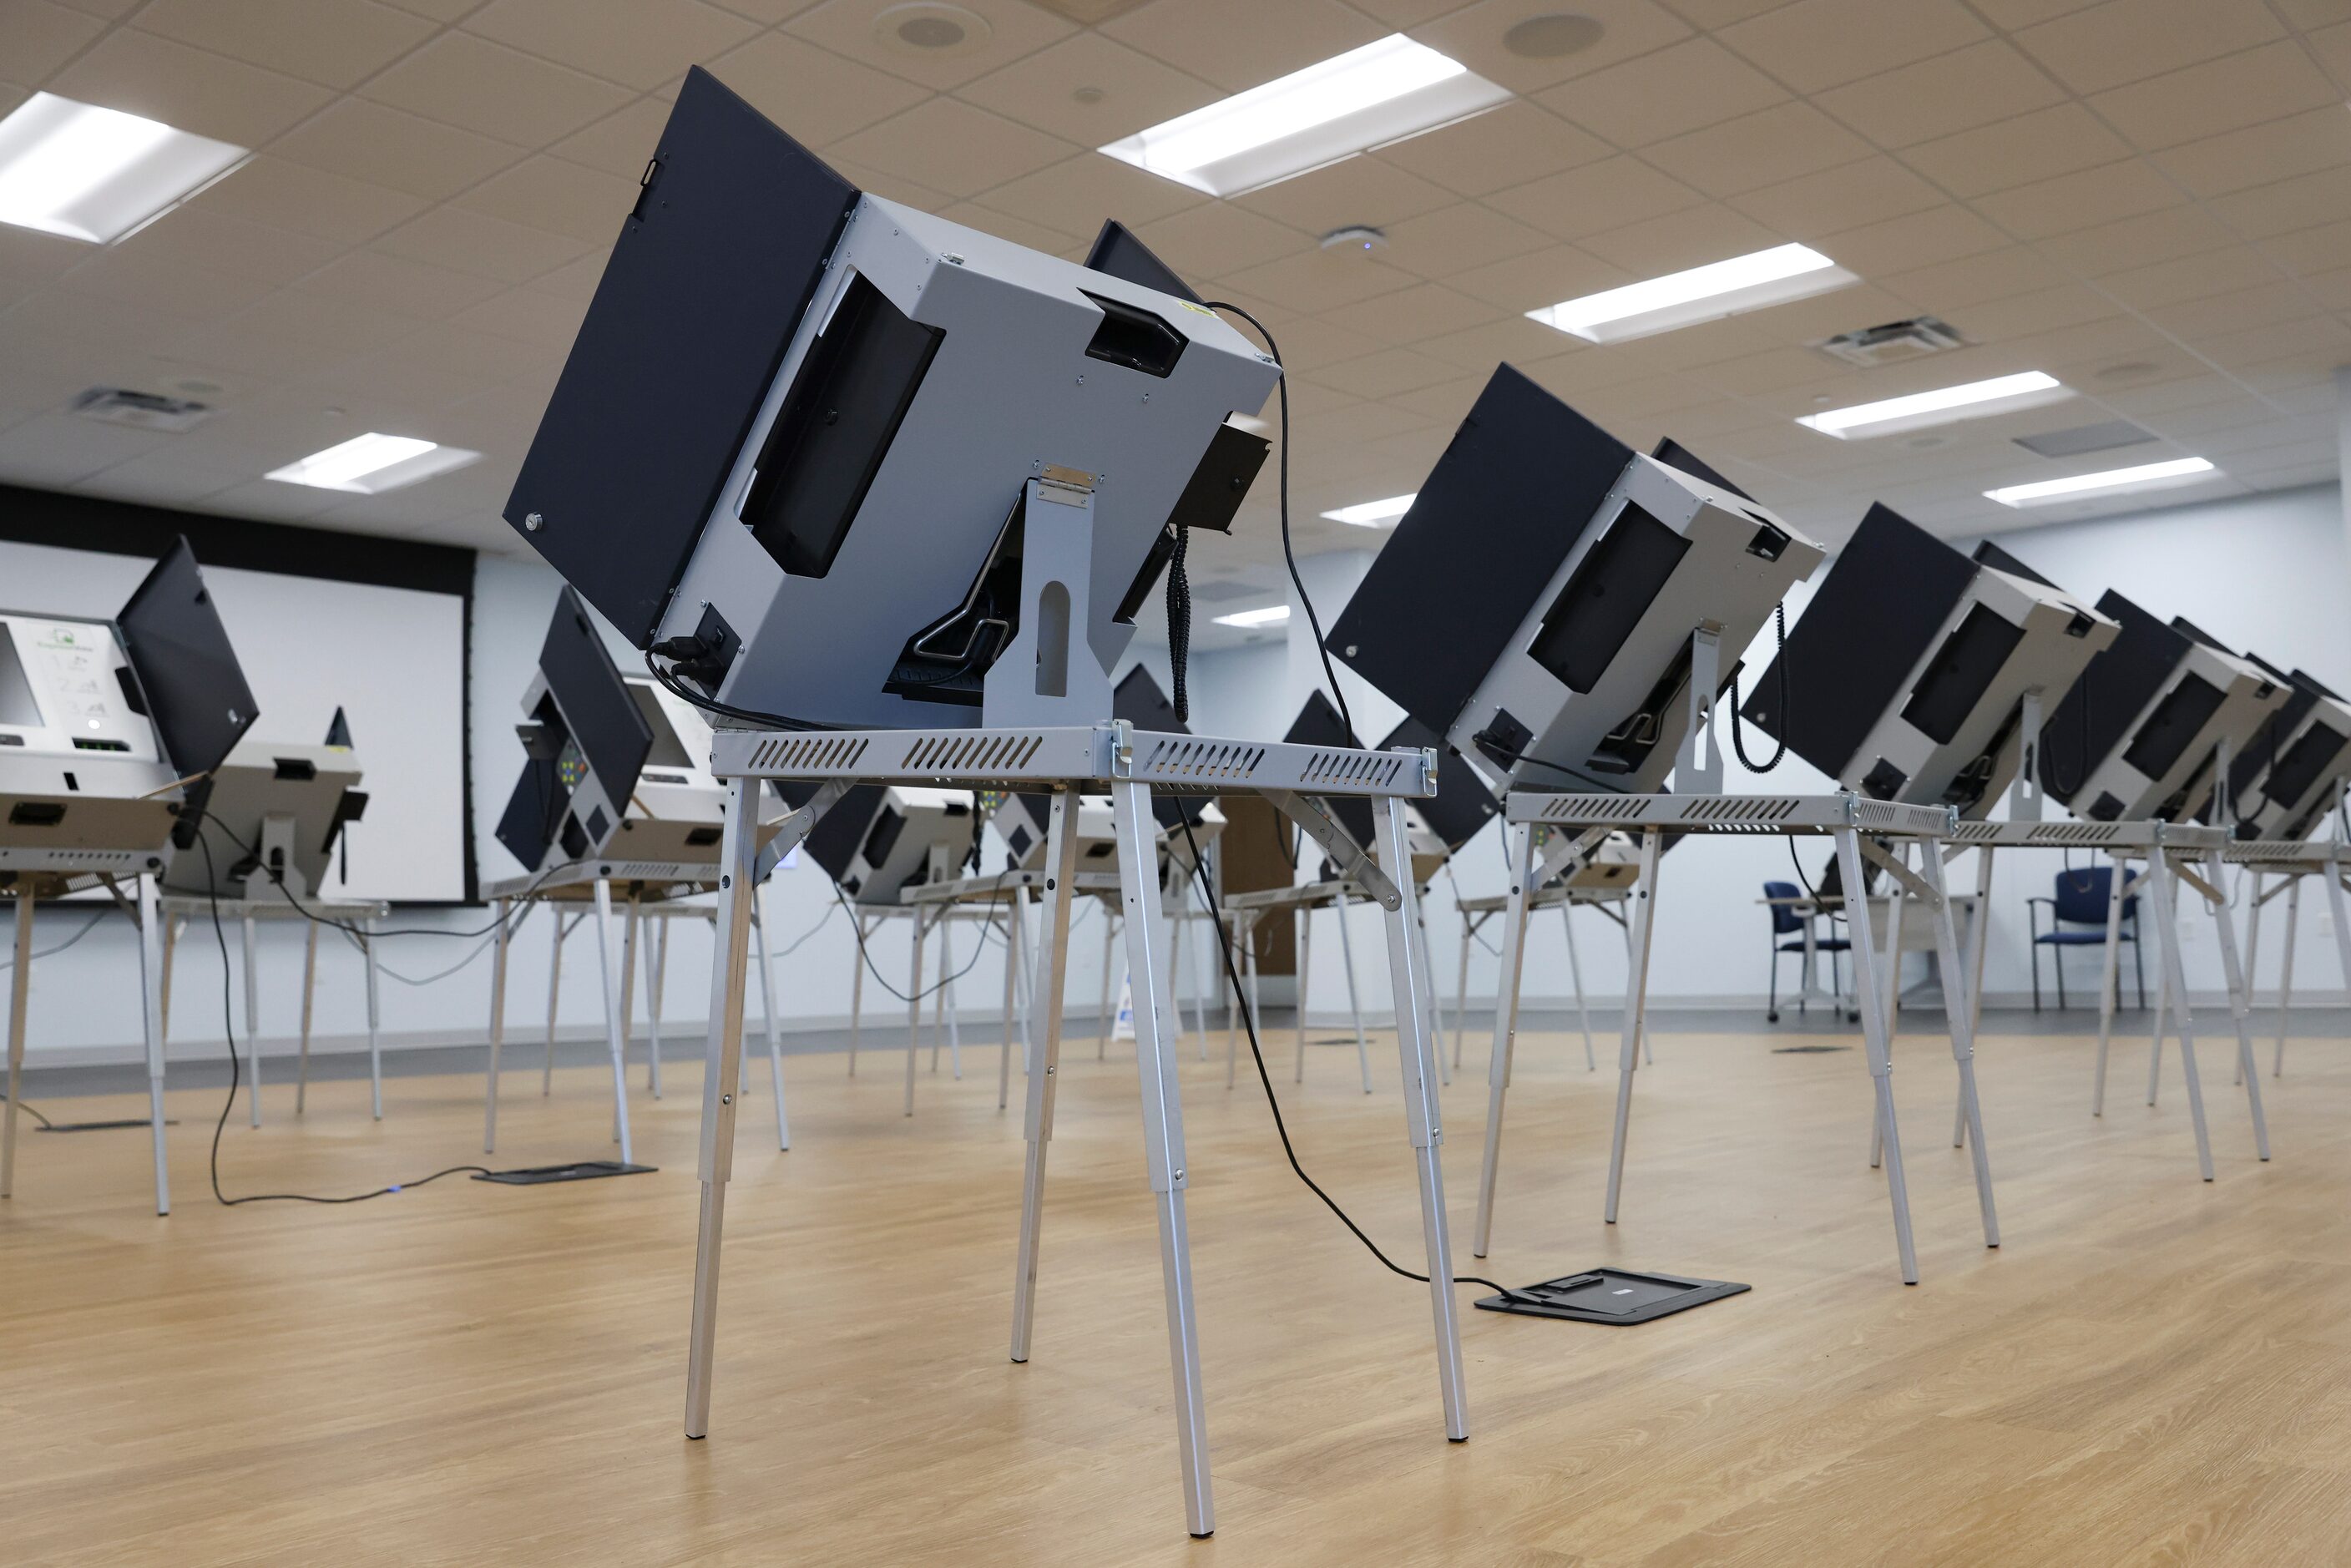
1816,316 -> 1964,368
2013,419 -> 2155,459
70,387 -> 214,432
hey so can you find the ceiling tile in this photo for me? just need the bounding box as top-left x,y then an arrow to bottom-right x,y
786,0 -> 1075,91
1717,0 -> 1987,94
1316,282 -> 1499,345
0,412 -> 173,486
374,205 -> 594,281
1311,346 -> 1460,399
818,154 -> 953,212
1234,154 -> 1457,235
938,199 -> 1083,255
2013,0 -> 2280,96
291,248 -> 510,319
1954,282 -> 2121,341
273,99 -> 528,202
363,32 -> 635,145
51,245 -> 280,320
114,205 -> 345,285
2208,165 -> 2351,240
955,30 -> 1219,144
2146,280 -> 2328,340
702,32 -> 930,147
1970,159 -> 2181,240
1539,37 -> 1787,147
1378,201 -> 1555,276
1100,0 -> 1386,93
47,26 -> 334,147
1448,241 -> 1625,311
0,2 -> 106,83
1578,203 -> 1787,276
1962,0 -> 2100,28
2032,205 -> 2240,273
1820,203 -> 2010,275
198,156 -> 430,246
1878,246 -> 2067,311
2098,246 -> 2289,311
463,0 -> 759,90
1221,248 -> 1421,312
1729,156 -> 1945,240
2088,43 -> 2339,153
546,98 -> 675,180
1815,41 -> 2065,149
1371,102 -> 1612,200
1256,315 -> 1383,372
1641,102 -> 1873,199
1407,0 -> 1694,96
2151,108 -> 2351,201
1485,155 -> 1707,240
1898,103 -> 2133,200
1660,0 -> 1802,24
133,0 -> 437,91
2258,217 -> 2351,277
444,286 -> 590,350
978,153 -> 1202,240
456,155 -> 639,245
830,97 -> 1075,200
1131,201 -> 1306,279
1413,312 -> 1583,372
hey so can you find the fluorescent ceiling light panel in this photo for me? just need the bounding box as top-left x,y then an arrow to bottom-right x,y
1526,244 -> 1856,344
1984,457 -> 2217,508
1213,604 -> 1292,629
1100,35 -> 1509,196
266,433 -> 482,495
1321,493 -> 1416,527
1798,371 -> 2070,439
0,93 -> 245,244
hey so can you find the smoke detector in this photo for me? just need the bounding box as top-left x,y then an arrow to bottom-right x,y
1504,14 -> 1605,58
1816,316 -> 1964,368
70,387 -> 213,432
1320,225 -> 1388,253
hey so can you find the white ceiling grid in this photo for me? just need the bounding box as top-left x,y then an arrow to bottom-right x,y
0,0 -> 2345,590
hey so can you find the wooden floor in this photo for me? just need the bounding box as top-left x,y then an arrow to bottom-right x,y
4,1009 -> 2347,1566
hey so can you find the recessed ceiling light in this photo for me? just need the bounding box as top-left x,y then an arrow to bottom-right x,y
1320,493 -> 1415,527
1797,371 -> 2069,439
1213,604 -> 1292,629
0,93 -> 246,244
873,3 -> 990,57
1100,35 -> 1509,197
1526,244 -> 1857,344
266,433 -> 481,495
1984,457 -> 2217,508
1504,14 -> 1605,58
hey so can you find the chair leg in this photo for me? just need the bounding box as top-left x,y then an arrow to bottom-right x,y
1767,944 -> 1780,1024
2055,942 -> 2066,1011
2030,941 -> 2040,1013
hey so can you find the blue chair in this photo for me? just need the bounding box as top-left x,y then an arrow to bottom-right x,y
1765,880 -> 1849,1023
2029,866 -> 2143,1011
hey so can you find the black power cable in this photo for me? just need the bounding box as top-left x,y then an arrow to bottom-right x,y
1173,815 -> 1536,1305
0,1092 -> 55,1130
831,882 -> 1000,1004
1200,301 -> 1355,743
1728,604 -> 1789,774
1165,523 -> 1192,725
191,826 -> 488,1206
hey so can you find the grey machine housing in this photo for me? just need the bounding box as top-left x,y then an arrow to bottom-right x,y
1327,366 -> 1825,798
0,538 -> 257,888
2045,593 -> 2288,824
503,67 -> 1280,734
1742,511 -> 2119,820
799,782 -> 979,908
2209,656 -> 2351,840
163,726 -> 366,901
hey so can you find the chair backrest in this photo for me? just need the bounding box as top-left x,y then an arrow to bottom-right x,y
2052,865 -> 2130,925
1763,880 -> 1804,935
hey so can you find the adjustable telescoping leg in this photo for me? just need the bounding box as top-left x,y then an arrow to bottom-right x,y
2239,873 -> 2263,1089
1010,788 -> 1079,1365
2145,852 -> 2216,1181
619,893 -> 641,1102
2327,858 -> 2351,1080
1835,827 -> 1919,1284
1294,905 -> 1312,1083
544,904 -> 563,1095
296,920 -> 319,1115
2274,876 -> 2300,1078
159,913 -> 179,1043
592,880 -> 635,1166
647,914 -> 670,1099
1417,903 -> 1449,1088
685,778 -> 759,1442
363,917 -> 383,1120
847,913 -> 867,1075
1225,912 -> 1254,1090
1371,795 -> 1469,1444
3,887 -> 30,1201
1955,846 -> 1994,1148
752,903 -> 787,1150
1107,779 -> 1215,1538
484,898 -> 511,1152
905,907 -> 928,1116
1474,823 -> 1536,1259
939,914 -> 962,1080
1869,852 -> 1908,1170
1920,846 -> 1999,1247
1332,888 -> 1373,1094
139,876 -> 169,1214
1563,901 -> 1595,1073
1602,829 -> 1666,1228
2092,854 -> 2132,1117
1453,913 -> 1474,1073
241,913 -> 262,1128
2202,848 -> 2270,1161
1098,908 -> 1116,1060
999,896 -> 1020,1112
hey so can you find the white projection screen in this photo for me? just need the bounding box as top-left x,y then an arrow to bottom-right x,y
0,503 -> 474,903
